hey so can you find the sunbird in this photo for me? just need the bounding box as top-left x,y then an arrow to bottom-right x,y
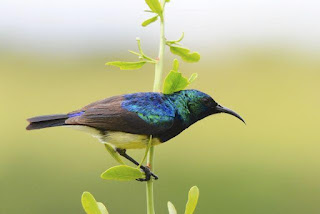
26,89 -> 244,181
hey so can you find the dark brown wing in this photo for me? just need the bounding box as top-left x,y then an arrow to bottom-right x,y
65,95 -> 175,135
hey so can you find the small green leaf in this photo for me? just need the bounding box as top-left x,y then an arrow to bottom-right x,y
144,10 -> 155,13
97,202 -> 109,214
142,15 -> 158,27
104,144 -> 125,165
145,0 -> 162,15
172,59 -> 179,71
166,0 -> 170,2
188,73 -> 198,83
106,61 -> 146,70
163,70 -> 189,94
168,201 -> 177,214
166,32 -> 184,45
184,186 -> 200,214
81,192 -> 101,214
170,46 -> 200,63
101,165 -> 144,181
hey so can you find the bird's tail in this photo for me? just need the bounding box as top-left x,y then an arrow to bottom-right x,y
26,114 -> 68,130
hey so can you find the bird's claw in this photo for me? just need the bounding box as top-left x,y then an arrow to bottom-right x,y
136,166 -> 158,182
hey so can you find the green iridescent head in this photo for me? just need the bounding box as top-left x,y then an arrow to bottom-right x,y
167,89 -> 245,125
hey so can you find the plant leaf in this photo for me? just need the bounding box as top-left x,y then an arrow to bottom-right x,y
106,61 -> 146,70
166,32 -> 184,45
142,15 -> 158,27
81,192 -> 101,214
163,70 -> 189,94
104,144 -> 125,165
184,186 -> 200,214
188,73 -> 198,83
168,201 -> 177,214
101,165 -> 144,181
172,59 -> 179,71
170,46 -> 200,63
97,202 -> 109,214
144,10 -> 155,13
145,0 -> 162,15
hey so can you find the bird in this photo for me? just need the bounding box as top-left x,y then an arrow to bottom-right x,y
26,89 -> 245,181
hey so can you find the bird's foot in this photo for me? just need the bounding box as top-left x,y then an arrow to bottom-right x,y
136,165 -> 158,182
114,148 -> 158,181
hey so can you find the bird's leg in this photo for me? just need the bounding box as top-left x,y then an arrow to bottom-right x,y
116,148 -> 158,181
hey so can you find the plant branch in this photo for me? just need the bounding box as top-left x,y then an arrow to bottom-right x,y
146,1 -> 166,214
152,10 -> 166,92
166,32 -> 184,46
138,136 -> 153,168
129,38 -> 156,63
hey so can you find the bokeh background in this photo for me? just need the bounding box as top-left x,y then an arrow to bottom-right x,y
1,0 -> 320,213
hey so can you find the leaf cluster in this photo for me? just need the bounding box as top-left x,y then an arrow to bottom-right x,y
82,186 -> 200,214
167,186 -> 200,214
105,0 -> 200,95
163,59 -> 198,94
82,192 -> 109,214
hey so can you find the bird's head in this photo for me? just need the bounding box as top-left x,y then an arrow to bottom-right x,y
183,90 -> 245,124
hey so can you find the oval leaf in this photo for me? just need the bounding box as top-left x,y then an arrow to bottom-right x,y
188,73 -> 198,83
101,165 -> 144,181
168,201 -> 177,214
97,202 -> 109,214
142,15 -> 158,27
184,186 -> 200,214
81,192 -> 101,214
172,59 -> 179,71
145,0 -> 162,15
106,61 -> 146,70
104,144 -> 125,165
163,70 -> 189,94
170,46 -> 200,63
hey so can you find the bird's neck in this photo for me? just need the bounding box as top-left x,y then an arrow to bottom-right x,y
166,92 -> 207,127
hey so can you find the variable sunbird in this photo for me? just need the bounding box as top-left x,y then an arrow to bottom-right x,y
27,89 -> 244,181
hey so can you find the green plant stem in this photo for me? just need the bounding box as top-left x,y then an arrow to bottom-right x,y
146,145 -> 155,214
147,2 -> 166,214
139,136 -> 152,168
152,16 -> 165,92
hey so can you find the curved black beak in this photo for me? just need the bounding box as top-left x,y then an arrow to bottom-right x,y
215,105 -> 246,124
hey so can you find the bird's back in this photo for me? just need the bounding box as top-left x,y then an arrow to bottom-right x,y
65,92 -> 176,136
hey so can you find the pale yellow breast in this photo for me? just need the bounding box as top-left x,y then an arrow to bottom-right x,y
66,125 -> 161,149
101,131 -> 161,149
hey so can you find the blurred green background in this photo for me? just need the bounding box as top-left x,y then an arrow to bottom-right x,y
1,0 -> 320,213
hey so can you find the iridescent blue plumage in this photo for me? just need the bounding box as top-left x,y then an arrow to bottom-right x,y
122,92 -> 175,126
68,111 -> 84,118
118,90 -> 217,142
122,90 -> 214,128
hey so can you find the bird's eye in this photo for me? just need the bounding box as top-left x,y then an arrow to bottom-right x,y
202,98 -> 211,106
